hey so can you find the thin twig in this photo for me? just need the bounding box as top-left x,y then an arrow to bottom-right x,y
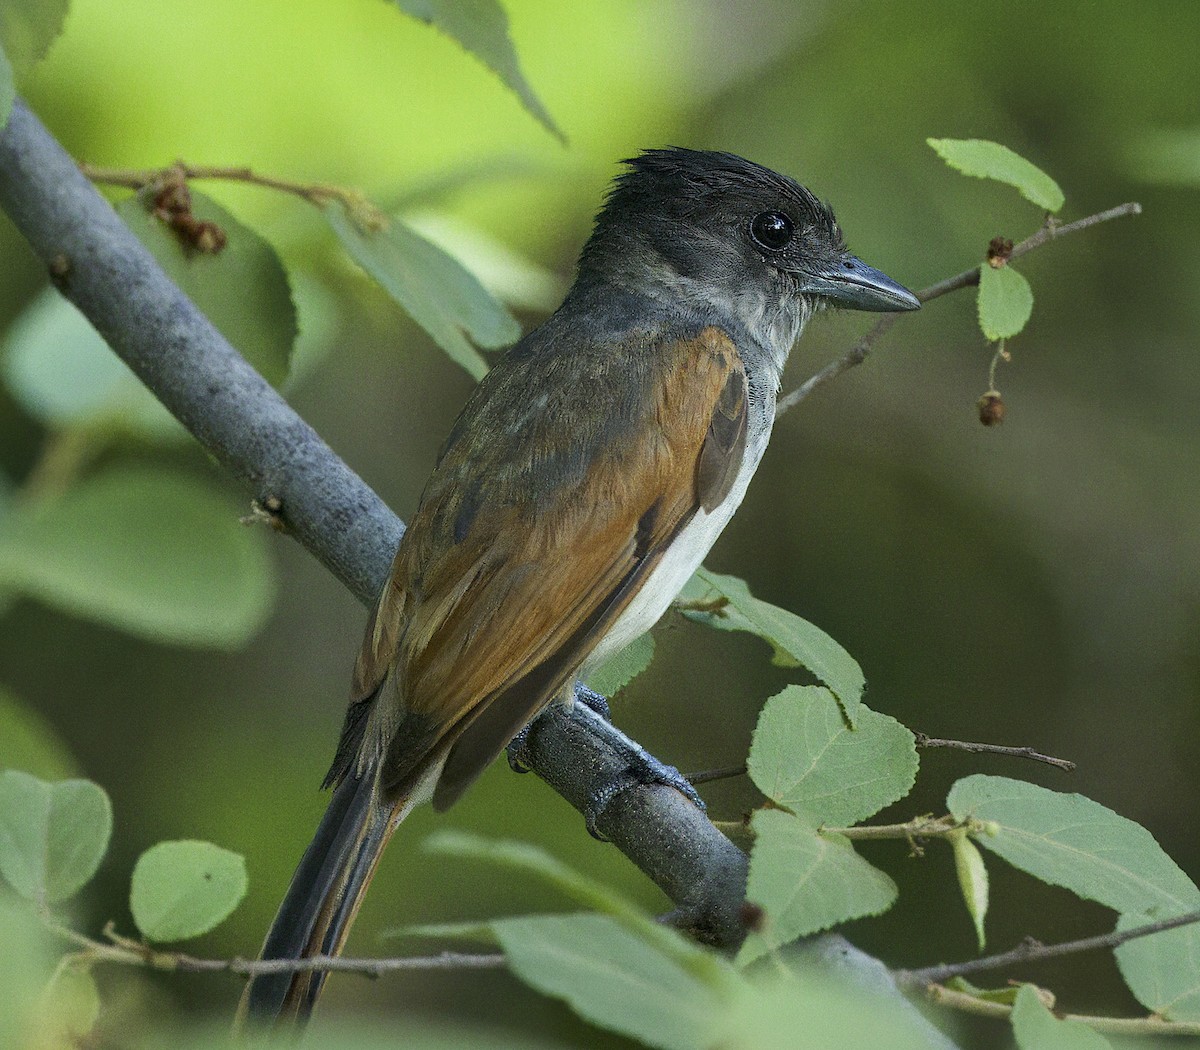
926,983 -> 1200,1037
824,815 -> 964,841
896,909 -> 1200,988
777,201 -> 1142,415
79,161 -> 386,228
914,732 -> 1076,772
173,951 -> 507,977
687,763 -> 748,785
48,921 -> 505,978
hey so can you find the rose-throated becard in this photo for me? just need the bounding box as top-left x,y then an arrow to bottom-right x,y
239,147 -> 919,1027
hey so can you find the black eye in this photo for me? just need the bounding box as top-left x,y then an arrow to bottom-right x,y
750,211 -> 795,251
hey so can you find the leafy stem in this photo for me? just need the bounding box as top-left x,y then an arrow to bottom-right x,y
896,908 -> 1200,988
926,982 -> 1200,1037
777,201 -> 1142,415
80,161 -> 388,231
40,915 -> 505,978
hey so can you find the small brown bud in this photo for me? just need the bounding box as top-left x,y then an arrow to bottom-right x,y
986,237 -> 1014,268
153,179 -> 192,215
49,254 -> 72,280
191,220 -> 227,254
977,391 -> 1006,427
738,901 -> 766,932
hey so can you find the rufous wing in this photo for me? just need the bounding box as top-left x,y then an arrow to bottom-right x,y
347,326 -> 749,809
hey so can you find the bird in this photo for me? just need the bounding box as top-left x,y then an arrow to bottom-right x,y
238,147 -> 919,1028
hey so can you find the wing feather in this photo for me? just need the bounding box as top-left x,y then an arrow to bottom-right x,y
341,326 -> 748,805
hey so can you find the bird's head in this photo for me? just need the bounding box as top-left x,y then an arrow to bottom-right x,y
578,148 -> 919,360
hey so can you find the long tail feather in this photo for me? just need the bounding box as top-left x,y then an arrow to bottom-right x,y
236,768 -> 409,1031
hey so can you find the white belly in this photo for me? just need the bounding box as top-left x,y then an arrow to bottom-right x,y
585,419 -> 772,670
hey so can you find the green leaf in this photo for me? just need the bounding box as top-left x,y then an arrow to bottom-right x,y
0,39 -> 12,132
424,830 -> 711,968
721,972 -> 951,1050
0,897 -> 57,1050
1113,910 -> 1200,1021
425,830 -> 636,916
927,138 -> 1065,212
950,829 -> 989,950
946,977 -> 1020,1004
0,0 -> 70,76
391,918 -> 500,944
2,286 -> 184,438
947,775 -> 1200,916
949,776 -> 1200,1022
586,632 -> 656,698
1011,983 -> 1112,1049
747,686 -> 916,825
403,208 -> 566,312
327,206 -> 519,380
977,263 -> 1034,340
130,840 -> 247,941
41,966 -> 102,1043
389,0 -> 562,142
0,771 -> 112,904
116,191 -> 296,387
0,686 -> 79,780
678,569 -> 865,725
492,912 -> 729,1050
738,809 -> 897,965
0,465 -> 276,648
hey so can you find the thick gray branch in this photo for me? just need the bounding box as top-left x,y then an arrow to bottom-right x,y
0,97 -> 747,939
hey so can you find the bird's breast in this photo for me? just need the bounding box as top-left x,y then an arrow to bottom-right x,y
584,411 -> 773,671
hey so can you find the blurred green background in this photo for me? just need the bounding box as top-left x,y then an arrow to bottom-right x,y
2,1 -> 1199,1046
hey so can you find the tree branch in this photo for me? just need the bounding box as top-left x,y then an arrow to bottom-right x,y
48,920 -> 506,978
914,732 -> 1076,772
925,983 -> 1200,1037
896,909 -> 1200,988
0,97 -> 751,949
776,201 -> 1141,415
79,160 -> 387,229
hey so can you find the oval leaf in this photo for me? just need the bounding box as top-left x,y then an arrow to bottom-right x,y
0,686 -> 79,780
130,840 -> 247,941
678,569 -> 865,725
1114,910 -> 1200,1022
116,191 -> 296,387
0,0 -> 70,77
1011,984 -> 1113,1049
586,632 -> 656,698
2,286 -> 183,438
928,138 -> 1065,212
0,771 -> 112,904
948,775 -> 1200,916
978,263 -> 1033,340
389,0 -> 562,142
493,913 -> 725,1050
327,206 -> 518,380
0,465 -> 276,648
950,830 -> 989,951
738,809 -> 897,966
39,966 -> 102,1043
0,898 -> 57,1050
747,686 -> 917,826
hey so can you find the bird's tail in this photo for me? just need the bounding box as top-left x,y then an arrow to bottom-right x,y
235,766 -> 410,1032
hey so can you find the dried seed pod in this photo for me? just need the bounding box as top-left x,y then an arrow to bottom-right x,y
977,390 -> 1006,426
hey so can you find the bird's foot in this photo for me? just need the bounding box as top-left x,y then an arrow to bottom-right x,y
505,682 -> 705,840
576,702 -> 706,839
505,683 -> 610,773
